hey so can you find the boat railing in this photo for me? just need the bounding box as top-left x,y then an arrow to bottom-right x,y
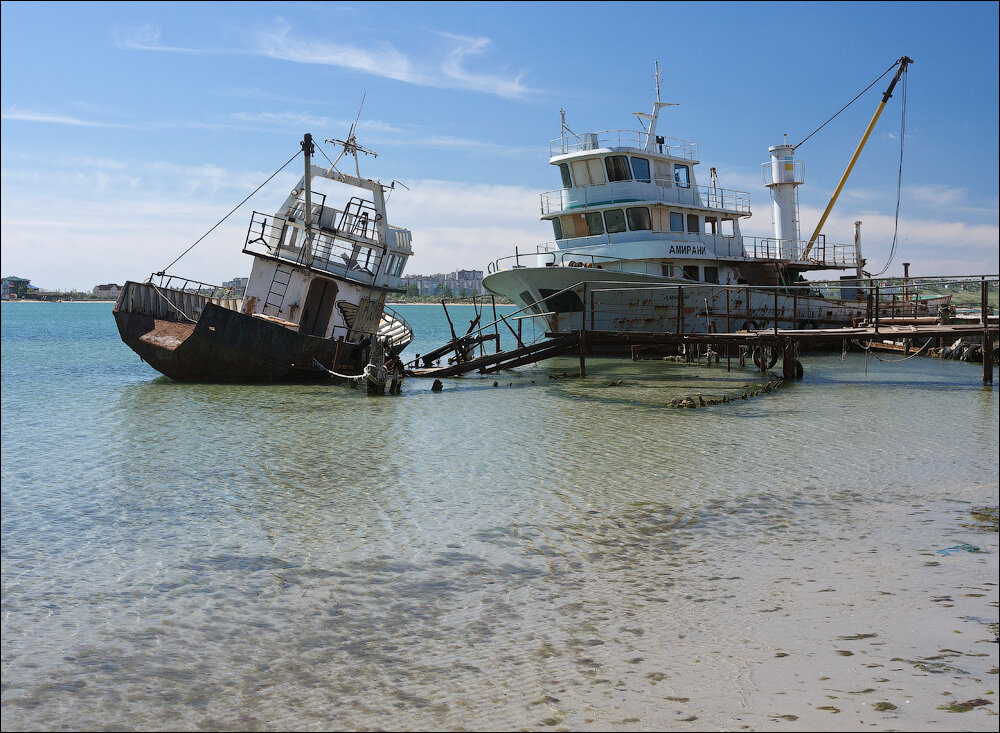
540,181 -> 750,215
116,278 -> 242,323
378,304 -> 415,354
735,235 -> 858,267
549,130 -> 698,160
244,211 -> 385,286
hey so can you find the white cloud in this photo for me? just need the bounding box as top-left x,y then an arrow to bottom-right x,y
116,24 -> 209,54
0,109 -> 124,127
119,22 -> 535,100
258,26 -> 421,85
438,33 -> 533,99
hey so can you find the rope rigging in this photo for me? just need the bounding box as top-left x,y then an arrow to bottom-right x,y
157,148 -> 303,275
794,60 -> 899,150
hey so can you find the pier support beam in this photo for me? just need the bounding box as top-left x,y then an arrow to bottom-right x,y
983,278 -> 994,386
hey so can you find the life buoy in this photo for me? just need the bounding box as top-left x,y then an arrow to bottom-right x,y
752,345 -> 778,369
740,320 -> 759,332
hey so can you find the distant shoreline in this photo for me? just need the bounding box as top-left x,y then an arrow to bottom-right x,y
2,299 -> 116,304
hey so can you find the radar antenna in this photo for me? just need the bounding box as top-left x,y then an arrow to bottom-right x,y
325,93 -> 378,178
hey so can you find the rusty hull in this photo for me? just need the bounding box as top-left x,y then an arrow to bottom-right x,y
114,302 -> 362,382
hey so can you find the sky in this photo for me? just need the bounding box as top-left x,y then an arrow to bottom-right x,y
1,1 -> 998,290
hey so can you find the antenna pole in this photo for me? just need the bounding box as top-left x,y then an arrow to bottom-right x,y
301,133 -> 315,266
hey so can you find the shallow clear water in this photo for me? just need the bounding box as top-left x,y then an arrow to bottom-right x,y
2,301 -> 997,730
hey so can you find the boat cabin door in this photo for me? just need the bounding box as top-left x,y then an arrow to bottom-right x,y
299,277 -> 338,337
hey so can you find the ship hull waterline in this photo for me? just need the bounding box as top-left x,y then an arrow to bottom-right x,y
114,302 -> 365,383
483,267 -> 947,341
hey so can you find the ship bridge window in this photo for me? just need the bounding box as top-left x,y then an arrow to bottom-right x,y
721,219 -> 735,237
683,265 -> 700,280
705,216 -> 718,235
569,212 -> 604,237
552,217 -> 563,239
585,211 -> 604,236
687,214 -> 700,234
626,206 -> 652,231
603,208 -> 626,233
570,158 -> 606,186
669,212 -> 685,232
630,157 -> 651,182
704,266 -> 719,284
674,164 -> 691,188
558,163 -> 572,188
605,155 -> 631,182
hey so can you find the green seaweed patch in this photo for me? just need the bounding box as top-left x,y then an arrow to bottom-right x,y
774,714 -> 799,721
937,699 -> 992,713
816,706 -> 841,713
665,696 -> 690,702
873,702 -> 897,711
664,378 -> 785,408
837,633 -> 877,640
836,650 -> 854,656
965,506 -> 999,533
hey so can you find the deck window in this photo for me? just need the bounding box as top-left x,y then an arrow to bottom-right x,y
704,266 -> 719,284
669,212 -> 685,232
605,155 -> 631,182
705,217 -> 718,235
683,265 -> 699,280
604,209 -> 626,233
687,214 -> 700,234
626,206 -> 652,231
721,219 -> 735,236
570,158 -> 606,186
674,164 -> 691,188
584,211 -> 604,236
552,217 -> 563,239
559,163 -> 572,188
630,157 -> 651,182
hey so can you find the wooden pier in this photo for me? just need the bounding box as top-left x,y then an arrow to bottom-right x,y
407,278 -> 998,386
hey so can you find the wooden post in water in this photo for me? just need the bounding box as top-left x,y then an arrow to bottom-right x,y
983,278 -> 994,386
782,338 -> 796,380
579,284 -> 587,378
773,289 -> 779,336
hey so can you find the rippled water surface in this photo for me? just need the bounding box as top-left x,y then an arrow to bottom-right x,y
2,301 -> 998,731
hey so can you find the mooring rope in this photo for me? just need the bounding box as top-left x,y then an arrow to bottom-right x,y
158,149 -> 302,274
851,335 -> 932,362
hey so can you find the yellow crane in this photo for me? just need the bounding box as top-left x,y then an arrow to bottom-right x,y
802,56 -> 913,259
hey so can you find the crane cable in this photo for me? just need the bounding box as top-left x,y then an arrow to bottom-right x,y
870,68 -> 908,277
158,149 -> 302,275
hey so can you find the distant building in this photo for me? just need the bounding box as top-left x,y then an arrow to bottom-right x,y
93,283 -> 122,299
400,270 -> 486,297
222,277 -> 249,295
1,276 -> 34,300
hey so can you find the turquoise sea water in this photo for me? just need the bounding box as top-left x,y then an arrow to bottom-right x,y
2,301 -> 998,730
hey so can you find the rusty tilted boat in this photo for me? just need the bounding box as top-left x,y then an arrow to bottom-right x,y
114,132 -> 414,382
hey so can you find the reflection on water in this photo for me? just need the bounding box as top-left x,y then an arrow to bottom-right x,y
2,303 -> 998,730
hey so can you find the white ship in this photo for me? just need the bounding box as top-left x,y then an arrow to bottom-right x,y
483,58 -> 946,336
